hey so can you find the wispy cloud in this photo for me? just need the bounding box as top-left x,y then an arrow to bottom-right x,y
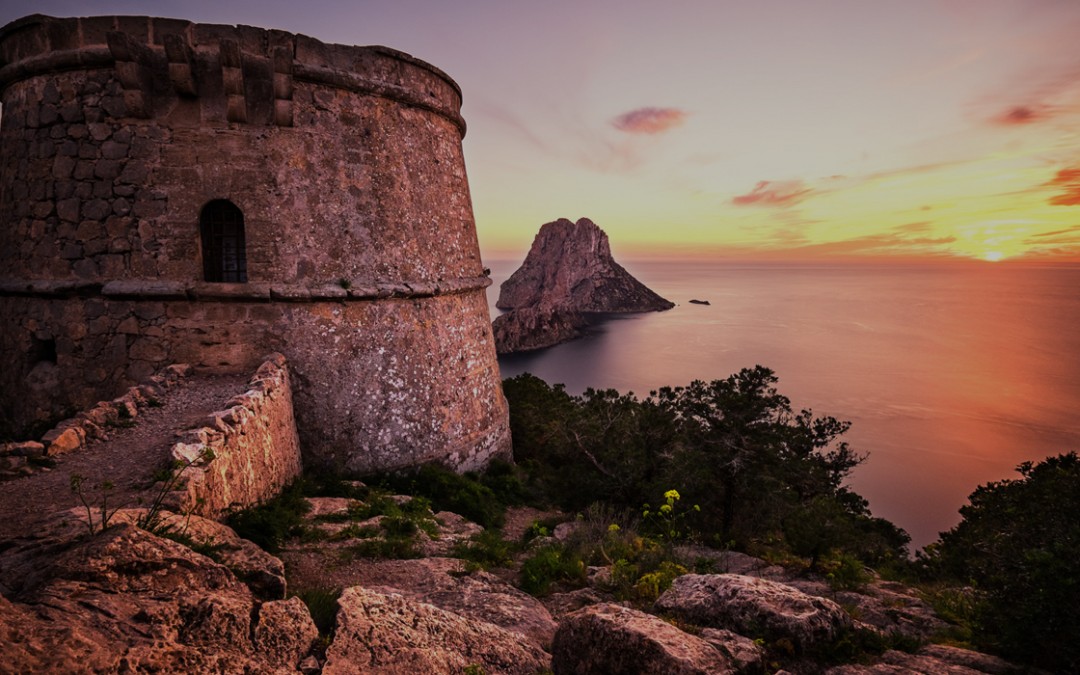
1029,226 -> 1080,239
732,180 -> 813,207
780,232 -> 957,258
1046,166 -> 1080,206
611,107 -> 687,134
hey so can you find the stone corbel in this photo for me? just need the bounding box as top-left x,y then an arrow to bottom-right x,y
163,34 -> 197,97
272,45 -> 294,127
105,31 -> 153,118
220,39 -> 247,123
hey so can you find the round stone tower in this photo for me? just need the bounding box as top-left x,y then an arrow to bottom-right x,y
0,14 -> 510,472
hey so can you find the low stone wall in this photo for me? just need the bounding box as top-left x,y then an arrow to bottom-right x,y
0,362 -> 192,481
165,353 -> 302,518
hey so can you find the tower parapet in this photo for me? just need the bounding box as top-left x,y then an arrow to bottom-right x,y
0,15 -> 510,472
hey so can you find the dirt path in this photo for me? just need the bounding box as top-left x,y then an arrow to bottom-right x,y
0,373 -> 249,542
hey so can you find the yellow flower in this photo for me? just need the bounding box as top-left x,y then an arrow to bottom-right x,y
664,489 -> 680,501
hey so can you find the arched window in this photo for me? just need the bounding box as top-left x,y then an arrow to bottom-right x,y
200,200 -> 247,282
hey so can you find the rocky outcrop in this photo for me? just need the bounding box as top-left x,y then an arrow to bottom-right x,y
324,586 -> 550,674
493,217 -> 673,353
826,645 -> 1023,674
784,577 -> 949,641
346,557 -> 558,646
655,573 -> 852,652
492,304 -> 585,353
551,603 -> 742,674
0,511 -> 316,674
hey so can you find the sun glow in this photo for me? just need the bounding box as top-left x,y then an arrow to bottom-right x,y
983,251 -> 1005,262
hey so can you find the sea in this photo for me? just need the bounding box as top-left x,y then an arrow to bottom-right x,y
486,259 -> 1080,549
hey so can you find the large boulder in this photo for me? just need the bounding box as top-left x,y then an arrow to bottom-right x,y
121,508 -> 288,599
551,603 -> 739,674
332,556 -> 557,646
655,573 -> 852,652
0,514 -> 315,673
324,586 -> 550,674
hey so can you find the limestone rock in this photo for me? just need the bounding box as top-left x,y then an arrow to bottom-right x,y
785,577 -> 949,641
255,597 -> 320,669
700,627 -> 767,672
544,587 -> 608,622
494,217 -> 673,353
420,510 -> 486,556
327,556 -> 557,646
918,644 -> 1022,674
551,603 -> 737,674
655,573 -> 852,652
671,545 -> 790,580
41,426 -> 83,455
140,509 -> 288,600
497,217 -> 674,313
0,515 -> 314,673
825,646 -> 1023,674
324,586 -> 550,675
492,304 -> 584,354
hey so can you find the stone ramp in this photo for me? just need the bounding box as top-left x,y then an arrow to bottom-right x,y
0,370 -> 249,542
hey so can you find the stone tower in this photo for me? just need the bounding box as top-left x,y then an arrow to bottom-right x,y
0,14 -> 510,472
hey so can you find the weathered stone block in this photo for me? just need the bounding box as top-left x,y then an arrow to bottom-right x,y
100,140 -> 129,159
56,197 -> 80,222
0,441 -> 45,457
42,426 -> 83,455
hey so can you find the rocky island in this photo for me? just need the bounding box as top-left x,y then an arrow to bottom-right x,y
492,218 -> 674,353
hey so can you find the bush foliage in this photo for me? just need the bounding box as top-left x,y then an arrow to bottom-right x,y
920,452 -> 1080,672
503,367 -> 909,566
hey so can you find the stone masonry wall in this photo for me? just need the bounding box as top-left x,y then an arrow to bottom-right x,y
0,15 -> 511,473
166,353 -> 302,518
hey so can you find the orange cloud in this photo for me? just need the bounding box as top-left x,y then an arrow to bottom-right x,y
611,107 -> 687,134
1047,167 -> 1080,206
991,105 -> 1053,125
732,180 -> 813,207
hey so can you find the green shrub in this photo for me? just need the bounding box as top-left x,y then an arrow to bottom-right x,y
822,551 -> 871,591
632,560 -> 687,602
519,545 -> 586,596
226,480 -> 311,552
453,529 -> 516,570
923,453 -> 1080,671
301,471 -> 369,500
370,464 -> 506,529
350,535 -> 421,559
295,587 -> 341,637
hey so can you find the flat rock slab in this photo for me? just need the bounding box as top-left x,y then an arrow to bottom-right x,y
324,586 -> 549,675
551,602 -> 738,675
655,573 -> 852,652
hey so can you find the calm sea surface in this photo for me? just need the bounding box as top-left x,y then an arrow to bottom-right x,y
487,260 -> 1080,549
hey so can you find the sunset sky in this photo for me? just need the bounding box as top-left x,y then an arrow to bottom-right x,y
5,0 -> 1080,262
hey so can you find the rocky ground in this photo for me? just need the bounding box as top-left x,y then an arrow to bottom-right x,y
0,470 -> 1037,674
0,370 -> 248,540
